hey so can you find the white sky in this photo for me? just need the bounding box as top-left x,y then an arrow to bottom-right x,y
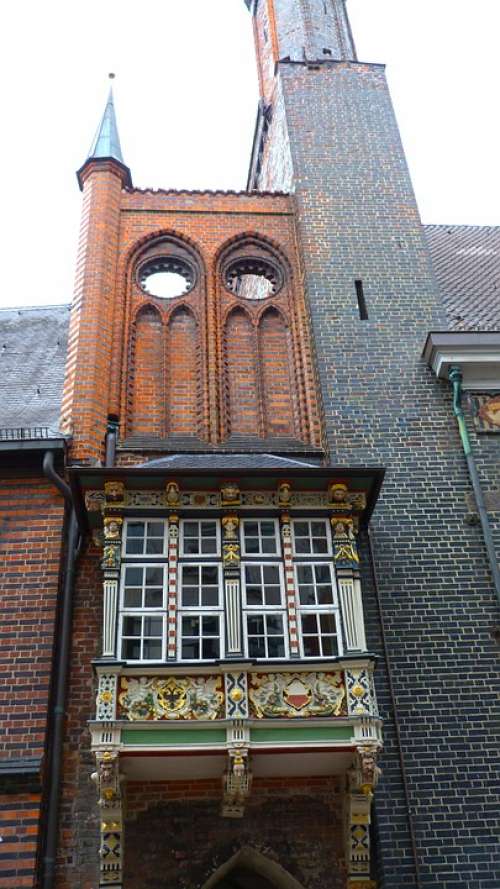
1,0 -> 498,308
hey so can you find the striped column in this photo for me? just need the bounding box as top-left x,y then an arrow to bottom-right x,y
167,514 -> 179,659
280,513 -> 300,656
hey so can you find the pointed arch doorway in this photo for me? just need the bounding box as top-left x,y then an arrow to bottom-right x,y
201,847 -> 307,889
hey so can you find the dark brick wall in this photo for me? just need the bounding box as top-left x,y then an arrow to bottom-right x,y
255,55 -> 500,889
125,777 -> 345,889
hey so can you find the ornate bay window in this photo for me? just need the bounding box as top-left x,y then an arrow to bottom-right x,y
83,471 -> 384,889
115,510 -> 353,664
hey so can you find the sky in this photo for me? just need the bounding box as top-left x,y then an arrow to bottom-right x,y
1,0 -> 498,308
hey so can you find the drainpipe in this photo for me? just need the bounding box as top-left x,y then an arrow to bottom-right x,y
448,366 -> 500,608
42,451 -> 83,889
105,416 -> 119,468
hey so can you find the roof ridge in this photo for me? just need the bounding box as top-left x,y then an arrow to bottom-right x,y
0,303 -> 71,313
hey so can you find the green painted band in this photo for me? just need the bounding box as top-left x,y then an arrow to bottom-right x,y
250,725 -> 353,743
121,728 -> 226,746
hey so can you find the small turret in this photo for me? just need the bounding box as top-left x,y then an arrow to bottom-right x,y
76,76 -> 132,190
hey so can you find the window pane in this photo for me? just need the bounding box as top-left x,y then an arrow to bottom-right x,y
301,614 -> 318,634
201,522 -> 217,538
247,615 -> 264,635
126,539 -> 143,555
246,586 -> 263,606
245,538 -> 259,554
149,522 -> 164,537
263,565 -> 280,584
146,566 -> 163,586
313,538 -> 328,554
143,617 -> 162,636
127,523 -> 145,538
201,566 -> 218,585
182,566 -> 199,586
183,522 -> 199,538
124,588 -> 142,608
125,566 -> 143,586
245,522 -> 259,538
311,521 -> 326,537
146,538 -> 164,555
322,636 -> 336,656
201,588 -> 219,607
182,640 -> 199,660
317,585 -> 334,605
266,615 -> 283,635
123,639 -> 141,660
182,616 -> 199,636
248,637 -> 265,658
184,538 -> 199,555
202,638 -> 220,659
268,636 -> 285,658
303,636 -> 320,657
294,522 -> 309,537
262,538 -> 276,554
202,616 -> 219,636
299,585 -> 315,606
320,613 -> 336,633
143,639 -> 162,660
123,616 -> 142,636
315,565 -> 331,583
294,538 -> 310,554
245,566 -> 261,584
182,587 -> 199,607
265,586 -> 282,606
261,521 -> 275,537
144,588 -> 163,608
201,538 -> 217,554
297,565 -> 313,584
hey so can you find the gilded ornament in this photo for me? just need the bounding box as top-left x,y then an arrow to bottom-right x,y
165,481 -> 181,506
103,517 -> 123,540
104,481 -> 125,504
221,482 -> 241,506
222,514 -> 239,539
229,687 -> 244,703
352,684 -> 365,698
249,672 -> 346,719
329,482 -> 349,504
119,675 -> 224,721
277,481 -> 292,507
99,691 -> 113,704
223,543 -> 240,567
101,544 -> 120,571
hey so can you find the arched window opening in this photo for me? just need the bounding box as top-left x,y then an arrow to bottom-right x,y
135,237 -> 199,300
128,305 -> 165,438
201,848 -> 307,889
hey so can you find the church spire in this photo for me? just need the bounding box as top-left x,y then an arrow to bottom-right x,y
77,76 -> 132,190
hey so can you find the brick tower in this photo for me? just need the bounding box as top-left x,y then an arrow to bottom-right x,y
1,4 -> 499,889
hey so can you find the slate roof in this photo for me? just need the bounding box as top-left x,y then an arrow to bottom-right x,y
137,453 -> 320,470
424,225 -> 500,331
0,305 -> 70,437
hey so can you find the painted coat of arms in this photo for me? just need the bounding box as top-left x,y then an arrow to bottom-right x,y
249,672 -> 346,718
118,675 -> 224,721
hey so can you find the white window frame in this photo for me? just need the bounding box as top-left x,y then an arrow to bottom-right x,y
180,518 -> 221,558
243,610 -> 289,660
291,518 -> 332,557
120,563 -> 167,611
241,518 -> 281,557
241,561 -> 285,609
294,561 -> 338,609
177,562 -> 223,610
177,610 -> 224,661
298,609 -> 343,659
119,612 -> 166,662
122,518 -> 168,559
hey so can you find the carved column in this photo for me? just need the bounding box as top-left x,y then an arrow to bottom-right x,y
222,675 -> 251,817
101,482 -> 125,659
330,483 -> 366,653
345,744 -> 381,889
167,512 -> 180,659
92,750 -> 124,888
222,514 -> 243,657
278,490 -> 300,656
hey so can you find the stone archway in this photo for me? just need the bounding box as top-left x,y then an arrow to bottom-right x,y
201,847 -> 307,889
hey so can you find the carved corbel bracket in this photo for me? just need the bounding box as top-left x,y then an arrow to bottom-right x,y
91,750 -> 124,888
221,746 -> 252,819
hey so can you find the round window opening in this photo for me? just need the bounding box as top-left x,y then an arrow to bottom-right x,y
138,257 -> 195,299
224,257 -> 283,299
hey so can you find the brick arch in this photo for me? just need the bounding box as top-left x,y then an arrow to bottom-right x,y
215,231 -> 294,280
202,847 -> 307,889
124,227 -> 206,273
223,306 -> 262,439
166,305 -> 202,439
127,304 -> 165,438
258,307 -> 297,439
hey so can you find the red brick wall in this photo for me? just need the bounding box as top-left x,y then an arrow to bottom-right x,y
62,186 -> 324,463
167,307 -> 201,438
0,476 -> 64,887
128,305 -> 165,437
224,308 -> 262,437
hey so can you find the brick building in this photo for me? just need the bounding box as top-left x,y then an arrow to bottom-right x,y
1,2 -> 499,889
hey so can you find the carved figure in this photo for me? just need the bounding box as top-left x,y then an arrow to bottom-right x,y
103,517 -> 123,540
221,482 -> 241,506
104,481 -> 125,503
222,514 -> 239,539
277,481 -> 292,507
119,675 -> 224,721
165,481 -> 181,506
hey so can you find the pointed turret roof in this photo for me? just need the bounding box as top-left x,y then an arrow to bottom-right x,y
87,86 -> 124,163
77,79 -> 132,190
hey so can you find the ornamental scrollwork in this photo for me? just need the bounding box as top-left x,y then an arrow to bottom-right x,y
118,675 -> 224,721
249,672 -> 346,719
